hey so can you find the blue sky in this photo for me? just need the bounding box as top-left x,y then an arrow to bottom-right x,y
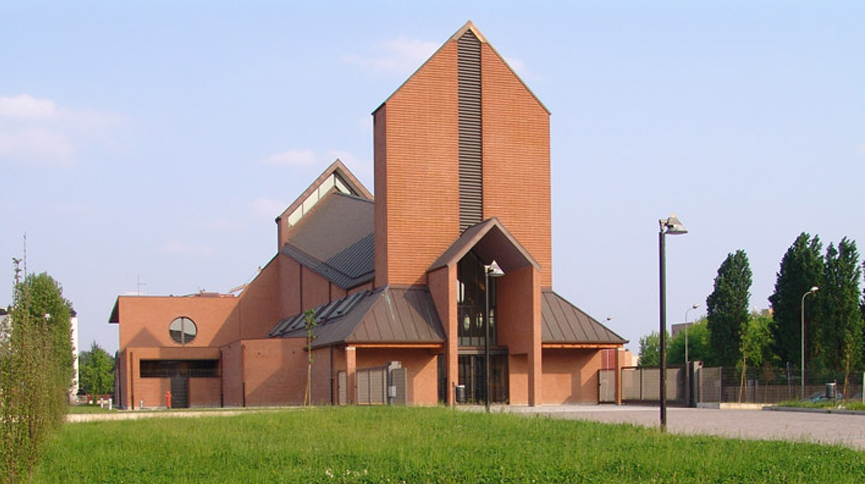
2,2 -> 863,355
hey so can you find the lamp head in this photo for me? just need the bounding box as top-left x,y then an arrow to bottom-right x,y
660,213 -> 688,235
809,286 -> 819,293
486,260 -> 505,278
691,303 -> 700,309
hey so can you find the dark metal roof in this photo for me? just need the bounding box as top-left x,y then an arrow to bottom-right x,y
270,286 -> 446,348
281,192 -> 375,289
541,290 -> 627,344
428,217 -> 540,274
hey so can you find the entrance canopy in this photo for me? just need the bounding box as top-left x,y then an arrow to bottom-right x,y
428,217 -> 540,274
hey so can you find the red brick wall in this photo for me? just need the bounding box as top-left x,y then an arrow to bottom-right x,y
310,347 -> 333,405
117,295 -> 238,350
189,378 -> 222,407
481,44 -> 552,288
356,348 -> 439,406
236,257 -> 281,340
241,338 -> 307,406
301,265 -> 331,311
122,346 -> 221,409
542,348 -> 602,404
375,41 -> 460,287
221,342 -> 243,406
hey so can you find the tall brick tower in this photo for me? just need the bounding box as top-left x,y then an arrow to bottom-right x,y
373,21 -> 552,290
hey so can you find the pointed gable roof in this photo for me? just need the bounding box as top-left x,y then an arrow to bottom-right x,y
373,20 -> 550,115
428,217 -> 540,274
275,159 -> 373,231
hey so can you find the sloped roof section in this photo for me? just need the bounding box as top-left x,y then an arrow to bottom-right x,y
542,290 -> 627,344
280,192 -> 375,289
270,287 -> 446,349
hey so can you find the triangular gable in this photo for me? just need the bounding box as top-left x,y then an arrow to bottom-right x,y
373,20 -> 550,116
275,159 -> 373,231
428,217 -> 540,274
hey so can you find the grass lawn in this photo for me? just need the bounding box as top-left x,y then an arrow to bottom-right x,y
34,407 -> 864,483
774,400 -> 865,412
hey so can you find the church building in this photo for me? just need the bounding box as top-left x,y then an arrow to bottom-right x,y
109,21 -> 626,409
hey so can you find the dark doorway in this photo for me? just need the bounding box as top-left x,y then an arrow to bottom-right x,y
170,373 -> 189,408
458,354 -> 508,404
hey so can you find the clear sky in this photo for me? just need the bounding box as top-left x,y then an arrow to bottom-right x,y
2,1 -> 863,355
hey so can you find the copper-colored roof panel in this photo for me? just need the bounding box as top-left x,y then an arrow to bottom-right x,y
271,287 -> 445,348
541,290 -> 627,345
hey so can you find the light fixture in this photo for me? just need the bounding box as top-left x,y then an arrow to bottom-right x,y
659,213 -> 687,431
801,286 -> 819,400
484,259 -> 505,413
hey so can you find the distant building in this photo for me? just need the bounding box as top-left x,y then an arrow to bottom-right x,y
109,21 -> 627,409
0,307 -> 8,345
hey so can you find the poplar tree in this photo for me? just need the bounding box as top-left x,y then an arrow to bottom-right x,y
768,233 -> 824,369
819,238 -> 863,393
706,250 -> 752,368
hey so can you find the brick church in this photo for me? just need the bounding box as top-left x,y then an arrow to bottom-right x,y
109,21 -> 627,409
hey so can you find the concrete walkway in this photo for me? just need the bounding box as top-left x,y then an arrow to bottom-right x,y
481,405 -> 865,451
66,407 -> 296,423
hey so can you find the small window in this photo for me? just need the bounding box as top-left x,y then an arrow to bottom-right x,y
169,317 -> 197,345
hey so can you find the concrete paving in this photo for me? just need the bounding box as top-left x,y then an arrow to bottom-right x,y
484,405 -> 865,451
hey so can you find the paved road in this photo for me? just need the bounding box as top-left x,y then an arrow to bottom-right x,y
488,405 -> 865,451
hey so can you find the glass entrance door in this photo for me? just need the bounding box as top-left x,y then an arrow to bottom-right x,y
457,354 -> 508,404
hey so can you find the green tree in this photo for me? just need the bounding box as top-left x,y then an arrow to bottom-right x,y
637,331 -> 665,367
819,238 -> 863,393
79,341 -> 115,397
2,264 -> 74,483
768,233 -> 824,369
667,318 -> 713,365
706,250 -> 753,367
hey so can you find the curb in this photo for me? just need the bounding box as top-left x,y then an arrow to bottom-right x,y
763,406 -> 865,416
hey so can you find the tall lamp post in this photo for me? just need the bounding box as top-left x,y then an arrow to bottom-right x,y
484,260 -> 505,413
800,286 -> 818,400
659,214 -> 688,431
683,303 -> 699,408
684,303 -> 700,367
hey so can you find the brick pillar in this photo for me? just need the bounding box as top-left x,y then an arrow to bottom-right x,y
346,346 -> 357,405
529,268 -> 542,406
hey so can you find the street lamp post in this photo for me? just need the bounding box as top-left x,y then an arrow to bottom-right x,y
659,214 -> 687,431
800,286 -> 819,400
484,260 -> 505,413
684,303 -> 699,408
684,303 -> 700,367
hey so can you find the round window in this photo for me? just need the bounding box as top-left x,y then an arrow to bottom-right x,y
169,317 -> 197,345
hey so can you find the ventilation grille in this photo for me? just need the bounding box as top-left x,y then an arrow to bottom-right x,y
458,31 -> 482,232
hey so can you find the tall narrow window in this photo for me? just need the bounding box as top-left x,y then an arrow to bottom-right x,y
457,251 -> 497,346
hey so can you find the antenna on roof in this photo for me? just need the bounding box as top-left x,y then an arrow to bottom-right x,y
136,274 -> 147,296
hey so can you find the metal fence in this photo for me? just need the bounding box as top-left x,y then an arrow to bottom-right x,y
696,367 -> 865,404
621,366 -> 685,404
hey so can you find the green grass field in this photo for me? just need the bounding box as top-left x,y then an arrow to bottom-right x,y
34,407 -> 864,483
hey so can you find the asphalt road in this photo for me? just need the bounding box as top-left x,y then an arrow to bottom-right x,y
490,405 -> 865,451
